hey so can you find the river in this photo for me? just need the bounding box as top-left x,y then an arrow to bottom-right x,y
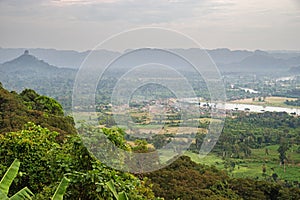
180,98 -> 299,115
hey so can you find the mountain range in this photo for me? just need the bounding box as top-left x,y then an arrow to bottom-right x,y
0,47 -> 299,73
0,48 -> 299,112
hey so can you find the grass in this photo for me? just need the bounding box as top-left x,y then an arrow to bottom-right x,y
232,162 -> 300,181
185,151 -> 224,169
186,144 -> 300,182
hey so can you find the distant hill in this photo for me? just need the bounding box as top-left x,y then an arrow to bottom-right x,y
234,52 -> 288,71
286,56 -> 300,67
0,47 -> 87,68
0,50 -> 60,74
0,51 -> 76,110
267,50 -> 300,59
207,48 -> 253,64
0,47 -> 120,69
1,47 -> 299,73
289,66 -> 300,73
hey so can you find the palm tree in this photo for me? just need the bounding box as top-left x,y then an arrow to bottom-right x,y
51,177 -> 70,200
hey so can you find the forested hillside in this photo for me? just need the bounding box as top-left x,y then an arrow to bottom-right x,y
0,84 -> 156,199
147,156 -> 300,200
0,82 -> 75,136
1,84 -> 300,199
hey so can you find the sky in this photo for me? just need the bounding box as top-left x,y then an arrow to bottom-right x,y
0,0 -> 300,51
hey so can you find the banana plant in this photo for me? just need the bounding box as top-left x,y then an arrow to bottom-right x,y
51,177 -> 70,200
0,159 -> 34,200
106,180 -> 128,200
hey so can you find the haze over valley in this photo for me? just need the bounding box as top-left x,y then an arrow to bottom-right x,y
1,0 -> 300,199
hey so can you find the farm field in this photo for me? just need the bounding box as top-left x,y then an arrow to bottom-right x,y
186,144 -> 300,182
230,96 -> 298,108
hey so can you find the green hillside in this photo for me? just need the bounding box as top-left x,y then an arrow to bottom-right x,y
0,84 -> 156,199
0,82 -> 75,136
1,84 -> 300,199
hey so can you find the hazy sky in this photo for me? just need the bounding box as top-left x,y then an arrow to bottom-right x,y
1,0 -> 300,51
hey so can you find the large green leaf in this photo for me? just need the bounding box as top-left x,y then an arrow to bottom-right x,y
9,187 -> 34,200
0,159 -> 20,195
106,180 -> 129,200
51,177 -> 70,200
118,191 -> 129,200
106,180 -> 119,199
0,189 -> 9,200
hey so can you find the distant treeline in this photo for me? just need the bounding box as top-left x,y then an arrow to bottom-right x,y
285,98 -> 300,106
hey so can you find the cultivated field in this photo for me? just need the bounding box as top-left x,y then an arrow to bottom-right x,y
230,96 -> 298,108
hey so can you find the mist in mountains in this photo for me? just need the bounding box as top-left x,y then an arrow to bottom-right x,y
0,47 -> 299,73
0,48 -> 299,111
0,50 -> 76,110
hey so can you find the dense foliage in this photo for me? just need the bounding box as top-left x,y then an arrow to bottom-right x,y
0,85 -> 156,199
0,123 -> 156,199
0,84 -> 76,136
147,156 -> 300,200
1,84 -> 300,199
189,112 -> 300,158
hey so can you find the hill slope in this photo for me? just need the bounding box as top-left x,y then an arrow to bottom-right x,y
289,66 -> 300,74
0,82 -> 76,136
